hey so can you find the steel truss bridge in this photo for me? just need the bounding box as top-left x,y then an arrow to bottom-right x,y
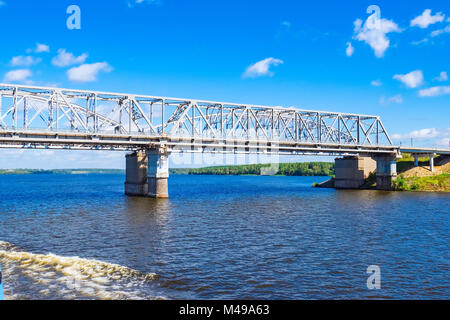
0,83 -> 407,156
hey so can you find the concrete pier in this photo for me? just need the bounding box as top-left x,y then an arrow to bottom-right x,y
125,151 -> 148,196
147,148 -> 169,198
429,154 -> 435,172
334,156 -> 376,189
373,155 -> 397,191
125,148 -> 170,198
411,153 -> 436,172
414,155 -> 419,167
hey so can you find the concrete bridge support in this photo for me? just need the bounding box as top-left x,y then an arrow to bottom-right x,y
335,155 -> 398,191
334,156 -> 376,189
373,155 -> 397,191
125,151 -> 148,196
147,148 -> 169,198
411,153 -> 436,172
429,154 -> 435,172
125,148 -> 170,198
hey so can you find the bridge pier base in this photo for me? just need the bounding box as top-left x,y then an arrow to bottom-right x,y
334,156 -> 376,189
147,148 -> 169,198
125,151 -> 148,196
373,155 -> 397,191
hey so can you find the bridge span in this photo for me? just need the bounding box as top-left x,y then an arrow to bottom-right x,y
0,83 -> 448,195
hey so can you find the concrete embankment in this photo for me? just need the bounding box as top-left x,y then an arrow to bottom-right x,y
314,178 -> 335,188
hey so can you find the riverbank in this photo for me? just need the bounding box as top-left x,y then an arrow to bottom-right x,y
392,154 -> 450,192
393,173 -> 449,192
314,154 -> 450,192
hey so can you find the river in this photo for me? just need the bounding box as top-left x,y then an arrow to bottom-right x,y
0,174 -> 448,299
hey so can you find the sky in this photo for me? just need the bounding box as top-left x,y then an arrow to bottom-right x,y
0,0 -> 449,168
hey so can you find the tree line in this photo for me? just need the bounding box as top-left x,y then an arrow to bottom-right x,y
170,162 -> 335,176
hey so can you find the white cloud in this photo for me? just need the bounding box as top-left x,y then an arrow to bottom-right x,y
127,0 -> 158,7
434,71 -> 448,82
418,85 -> 450,97
26,43 -> 50,54
52,49 -> 88,67
379,94 -> 403,105
411,38 -> 429,45
410,9 -> 445,28
67,62 -> 112,82
371,79 -> 383,87
430,25 -> 450,37
392,128 -> 442,140
353,19 -> 363,33
353,16 -> 401,58
3,69 -> 32,83
393,70 -> 424,88
0,1 -> 6,7
35,43 -> 50,53
242,57 -> 283,78
345,42 -> 354,57
10,55 -> 41,67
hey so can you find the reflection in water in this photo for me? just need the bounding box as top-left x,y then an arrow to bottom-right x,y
123,196 -> 171,227
0,174 -> 448,299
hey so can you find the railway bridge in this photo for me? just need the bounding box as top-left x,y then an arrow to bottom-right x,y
0,84 -> 448,196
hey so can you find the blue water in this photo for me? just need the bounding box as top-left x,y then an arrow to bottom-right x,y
0,174 -> 448,299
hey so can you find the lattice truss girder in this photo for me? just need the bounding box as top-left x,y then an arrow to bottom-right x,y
0,84 -> 393,147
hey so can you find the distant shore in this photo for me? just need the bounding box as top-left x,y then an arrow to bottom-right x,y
0,162 -> 335,177
0,169 -> 124,175
171,162 -> 334,176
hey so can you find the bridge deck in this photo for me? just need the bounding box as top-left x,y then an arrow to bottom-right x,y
399,147 -> 450,156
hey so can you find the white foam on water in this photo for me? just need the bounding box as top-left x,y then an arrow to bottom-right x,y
0,241 -> 163,300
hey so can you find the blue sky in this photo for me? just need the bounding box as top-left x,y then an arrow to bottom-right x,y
0,0 -> 449,168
